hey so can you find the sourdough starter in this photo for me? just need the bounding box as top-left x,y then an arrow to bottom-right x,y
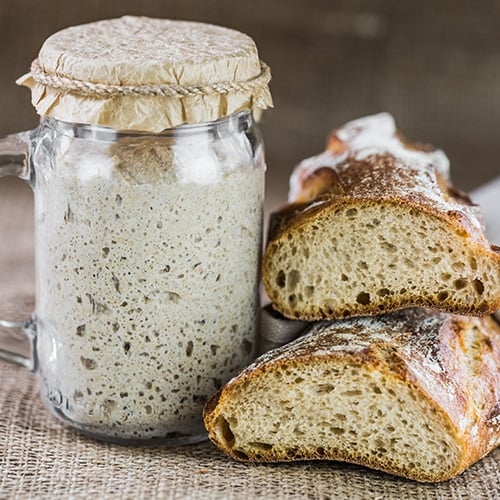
34,121 -> 263,441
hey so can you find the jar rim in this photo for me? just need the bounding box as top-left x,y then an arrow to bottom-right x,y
43,110 -> 253,141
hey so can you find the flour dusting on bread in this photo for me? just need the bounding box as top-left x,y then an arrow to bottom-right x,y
289,113 -> 449,202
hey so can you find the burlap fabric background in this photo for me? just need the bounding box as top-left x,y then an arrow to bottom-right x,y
0,176 -> 499,497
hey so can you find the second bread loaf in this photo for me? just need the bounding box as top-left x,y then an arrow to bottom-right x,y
204,309 -> 500,482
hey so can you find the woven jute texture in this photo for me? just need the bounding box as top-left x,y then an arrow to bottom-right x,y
0,360 -> 499,500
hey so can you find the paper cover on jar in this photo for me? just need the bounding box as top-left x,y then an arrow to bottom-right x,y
16,16 -> 273,132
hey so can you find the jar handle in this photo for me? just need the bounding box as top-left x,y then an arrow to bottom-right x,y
0,131 -> 37,371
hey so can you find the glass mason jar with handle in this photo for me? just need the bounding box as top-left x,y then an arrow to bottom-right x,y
0,16 -> 272,445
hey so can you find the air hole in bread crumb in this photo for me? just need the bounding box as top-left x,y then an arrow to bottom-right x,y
470,257 -> 478,270
478,302 -> 488,313
453,278 -> 467,290
249,441 -> 273,451
233,449 -> 249,460
356,292 -> 370,305
473,279 -> 484,295
381,241 -> 397,252
304,286 -> 314,298
331,427 -> 345,435
377,288 -> 390,297
345,208 -> 357,217
438,291 -> 448,302
317,383 -> 335,393
288,270 -> 301,290
276,270 -> 286,288
440,273 -> 451,281
215,416 -> 235,447
288,294 -> 297,307
341,274 -> 349,281
342,389 -> 362,396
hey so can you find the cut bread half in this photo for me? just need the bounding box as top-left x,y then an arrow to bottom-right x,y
203,309 -> 500,482
262,114 -> 500,320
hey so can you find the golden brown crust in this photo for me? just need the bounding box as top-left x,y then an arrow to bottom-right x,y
286,114 -> 487,245
203,310 -> 500,482
280,154 -> 487,245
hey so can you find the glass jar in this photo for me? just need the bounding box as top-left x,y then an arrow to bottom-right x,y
0,110 -> 265,444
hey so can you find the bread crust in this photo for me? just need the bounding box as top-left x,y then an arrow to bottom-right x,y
273,154 -> 487,243
203,310 -> 500,482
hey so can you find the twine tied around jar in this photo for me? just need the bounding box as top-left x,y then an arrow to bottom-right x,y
29,59 -> 272,99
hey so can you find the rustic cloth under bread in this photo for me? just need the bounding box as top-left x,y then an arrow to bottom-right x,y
0,179 -> 499,497
1,362 -> 499,499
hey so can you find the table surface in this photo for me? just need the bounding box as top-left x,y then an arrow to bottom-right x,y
0,177 -> 499,500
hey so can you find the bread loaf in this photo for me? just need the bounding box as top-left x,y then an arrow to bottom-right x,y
262,113 -> 500,320
203,309 -> 500,482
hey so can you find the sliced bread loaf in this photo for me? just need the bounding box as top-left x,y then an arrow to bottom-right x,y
262,113 -> 500,320
203,309 -> 500,482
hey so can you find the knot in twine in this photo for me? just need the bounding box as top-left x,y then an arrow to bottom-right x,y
30,59 -> 271,99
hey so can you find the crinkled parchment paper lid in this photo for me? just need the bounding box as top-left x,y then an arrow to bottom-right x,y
16,16 -> 273,132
